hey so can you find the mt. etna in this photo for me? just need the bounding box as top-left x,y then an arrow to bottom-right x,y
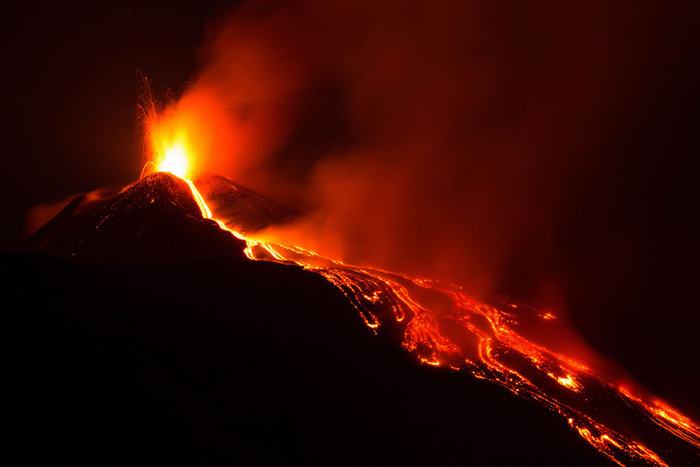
4,171 -> 698,466
4,173 -> 599,465
3,2 -> 699,466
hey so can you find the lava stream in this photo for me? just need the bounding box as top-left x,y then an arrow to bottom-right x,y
150,149 -> 699,465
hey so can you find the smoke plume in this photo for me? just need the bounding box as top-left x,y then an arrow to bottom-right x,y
167,0 -> 670,297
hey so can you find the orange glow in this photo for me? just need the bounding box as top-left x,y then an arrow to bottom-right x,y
145,100 -> 197,179
555,374 -> 582,392
144,102 -> 699,466
143,86 -> 243,182
141,80 -> 280,185
157,143 -> 189,178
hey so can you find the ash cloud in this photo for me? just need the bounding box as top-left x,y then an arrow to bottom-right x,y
179,0 -> 671,297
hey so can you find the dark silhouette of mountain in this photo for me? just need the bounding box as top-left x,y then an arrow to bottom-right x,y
25,173 -> 245,260
4,173 -> 607,465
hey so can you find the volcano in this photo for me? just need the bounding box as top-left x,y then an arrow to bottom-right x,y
4,173 -> 698,466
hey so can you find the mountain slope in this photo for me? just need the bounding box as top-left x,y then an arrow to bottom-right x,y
4,173 -> 607,465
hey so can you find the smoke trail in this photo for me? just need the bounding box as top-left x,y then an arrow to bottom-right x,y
164,0 -> 673,299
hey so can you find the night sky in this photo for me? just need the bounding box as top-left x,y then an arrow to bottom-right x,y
2,0 -> 699,422
1,3 -> 233,242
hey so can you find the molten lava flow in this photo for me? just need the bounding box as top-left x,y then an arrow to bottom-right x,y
145,130 -> 699,465
231,240 -> 700,466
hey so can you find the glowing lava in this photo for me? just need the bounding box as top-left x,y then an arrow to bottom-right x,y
157,143 -> 189,178
145,121 -> 699,465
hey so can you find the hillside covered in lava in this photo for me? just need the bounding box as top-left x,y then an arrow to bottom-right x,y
2,173 -> 621,466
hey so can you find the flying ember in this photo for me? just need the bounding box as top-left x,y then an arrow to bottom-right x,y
144,108 -> 700,466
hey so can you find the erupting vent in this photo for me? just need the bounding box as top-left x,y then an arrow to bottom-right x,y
139,135 -> 699,466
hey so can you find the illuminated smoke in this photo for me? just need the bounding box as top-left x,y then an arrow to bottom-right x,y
153,0 -> 673,300
145,0 -> 682,386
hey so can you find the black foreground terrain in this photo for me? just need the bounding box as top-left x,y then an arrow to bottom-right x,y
4,173 -> 608,465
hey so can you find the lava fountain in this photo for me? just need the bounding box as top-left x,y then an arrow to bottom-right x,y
141,103 -> 699,466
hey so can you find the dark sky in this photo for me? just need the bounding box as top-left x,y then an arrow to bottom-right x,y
1,3 -> 234,243
1,2 -> 699,417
